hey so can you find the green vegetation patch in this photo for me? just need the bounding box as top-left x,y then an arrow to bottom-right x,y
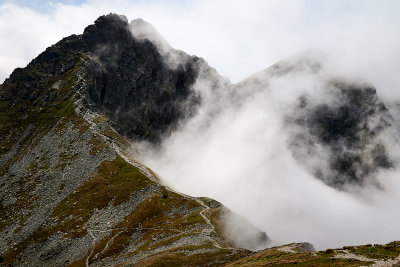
3,225 -> 54,263
345,241 -> 400,259
0,172 -> 40,233
128,248 -> 249,267
3,155 -> 152,263
103,125 -> 131,150
0,56 -> 90,176
226,247 -> 371,267
52,154 -> 153,236
85,191 -> 205,262
92,114 -> 109,124
87,134 -> 108,155
208,207 -> 234,248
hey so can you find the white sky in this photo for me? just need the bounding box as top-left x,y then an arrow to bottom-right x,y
1,0 -> 400,99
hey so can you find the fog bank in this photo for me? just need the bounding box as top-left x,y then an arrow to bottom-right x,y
138,52 -> 400,250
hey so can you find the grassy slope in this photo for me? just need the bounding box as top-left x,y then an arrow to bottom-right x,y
0,53 -> 249,265
1,41 -> 399,267
0,54 -> 87,236
225,242 -> 400,267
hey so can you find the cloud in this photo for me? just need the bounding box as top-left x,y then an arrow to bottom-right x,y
0,2 -> 97,83
2,0 -> 400,250
1,0 -> 400,100
138,52 -> 400,249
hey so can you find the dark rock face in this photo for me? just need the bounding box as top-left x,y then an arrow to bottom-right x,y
82,14 -> 202,142
287,80 -> 394,190
1,14 -> 203,143
1,34 -> 82,103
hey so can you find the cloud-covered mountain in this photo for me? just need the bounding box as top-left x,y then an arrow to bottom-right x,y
1,13 -> 399,266
0,14 -> 268,266
236,50 -> 397,191
141,43 -> 400,249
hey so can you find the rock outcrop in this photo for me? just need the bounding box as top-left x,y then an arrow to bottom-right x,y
83,15 -> 205,142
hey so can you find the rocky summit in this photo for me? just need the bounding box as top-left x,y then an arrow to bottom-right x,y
1,13 -> 400,266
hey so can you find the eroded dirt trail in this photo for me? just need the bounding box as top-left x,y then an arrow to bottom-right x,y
334,249 -> 400,267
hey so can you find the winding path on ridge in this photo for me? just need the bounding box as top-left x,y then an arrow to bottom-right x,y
84,198 -> 231,266
112,143 -> 232,251
79,115 -> 233,266
82,161 -> 233,266
334,250 -> 400,267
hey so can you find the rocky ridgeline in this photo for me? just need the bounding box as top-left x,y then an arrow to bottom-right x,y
0,14 -> 268,266
3,14 -> 207,144
0,13 -> 399,266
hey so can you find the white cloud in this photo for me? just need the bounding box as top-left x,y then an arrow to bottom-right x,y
140,61 -> 400,249
2,0 -> 400,250
1,0 -> 400,98
0,2 -> 96,82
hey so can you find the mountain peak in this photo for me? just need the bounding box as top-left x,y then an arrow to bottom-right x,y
1,13 -> 399,266
130,18 -> 160,38
82,13 -> 132,50
93,13 -> 128,26
267,48 -> 327,77
0,14 -> 265,265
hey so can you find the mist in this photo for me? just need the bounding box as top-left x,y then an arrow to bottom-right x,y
136,49 -> 400,250
2,0 -> 400,252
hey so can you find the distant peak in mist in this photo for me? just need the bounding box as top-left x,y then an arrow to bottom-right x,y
130,18 -> 168,47
265,49 -> 327,77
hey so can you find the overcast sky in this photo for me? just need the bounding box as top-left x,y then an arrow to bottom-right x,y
1,0 -> 400,97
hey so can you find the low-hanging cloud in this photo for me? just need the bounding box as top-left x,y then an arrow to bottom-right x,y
138,50 -> 400,250
2,0 -> 400,251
